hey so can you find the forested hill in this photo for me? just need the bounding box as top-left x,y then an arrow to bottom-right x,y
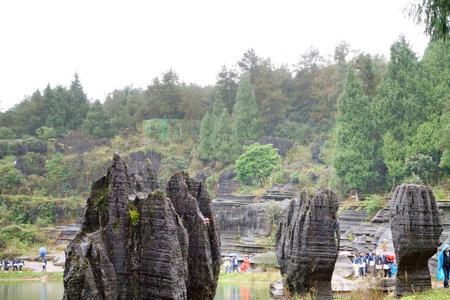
0,38 -> 449,201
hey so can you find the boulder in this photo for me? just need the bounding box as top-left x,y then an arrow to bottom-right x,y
63,154 -> 220,300
276,189 -> 340,299
390,184 -> 442,297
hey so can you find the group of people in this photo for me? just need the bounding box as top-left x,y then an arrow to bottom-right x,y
353,252 -> 396,278
223,256 -> 251,273
0,259 -> 25,272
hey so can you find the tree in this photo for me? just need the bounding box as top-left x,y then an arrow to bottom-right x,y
36,126 -> 56,141
67,73 -> 89,130
81,100 -> 112,138
232,76 -> 262,148
211,109 -> 239,164
235,143 -> 281,186
216,66 -> 238,113
199,111 -> 214,160
410,0 -> 450,40
0,127 -> 15,139
45,153 -> 68,196
333,68 -> 375,197
0,156 -> 23,193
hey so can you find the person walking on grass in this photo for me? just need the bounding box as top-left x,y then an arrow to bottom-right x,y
438,245 -> 450,288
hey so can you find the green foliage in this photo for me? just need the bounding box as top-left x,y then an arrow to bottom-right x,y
0,195 -> 81,225
235,143 -> 282,186
199,111 -> 214,160
36,126 -> 56,140
410,0 -> 450,40
0,224 -> 46,256
212,109 -> 239,164
404,153 -> 438,184
45,153 -> 68,196
128,204 -> 139,226
232,76 -> 262,148
362,194 -> 385,218
333,69 -> 375,192
0,156 -> 23,192
143,119 -> 169,142
0,127 -> 15,139
82,100 -> 112,138
205,173 -> 219,198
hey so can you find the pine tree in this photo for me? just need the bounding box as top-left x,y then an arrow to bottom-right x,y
333,68 -> 375,197
199,111 -> 214,160
67,73 -> 89,130
82,100 -> 112,138
212,109 -> 239,164
232,76 -> 262,149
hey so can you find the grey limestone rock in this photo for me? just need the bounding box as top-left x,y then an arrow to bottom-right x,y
390,184 -> 442,297
275,189 -> 340,299
63,154 -> 220,300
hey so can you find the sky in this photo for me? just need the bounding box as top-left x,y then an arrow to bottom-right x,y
0,0 -> 428,110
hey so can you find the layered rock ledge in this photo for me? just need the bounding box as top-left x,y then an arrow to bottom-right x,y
390,184 -> 442,297
63,154 -> 220,300
276,189 -> 340,300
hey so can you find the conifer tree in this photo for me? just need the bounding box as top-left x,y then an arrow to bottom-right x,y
212,108 -> 239,164
82,100 -> 112,138
199,111 -> 214,160
232,76 -> 262,149
333,68 -> 375,197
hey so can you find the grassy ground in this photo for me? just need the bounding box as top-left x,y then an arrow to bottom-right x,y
218,270 -> 281,284
0,271 -> 62,281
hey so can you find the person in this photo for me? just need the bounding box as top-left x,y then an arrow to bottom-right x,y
232,256 -> 239,273
375,254 -> 383,277
13,259 -> 18,272
18,259 -> 24,272
240,256 -> 250,272
0,259 -> 2,272
223,257 -> 231,274
354,255 -> 364,278
365,252 -> 374,277
438,245 -> 450,288
42,258 -> 47,272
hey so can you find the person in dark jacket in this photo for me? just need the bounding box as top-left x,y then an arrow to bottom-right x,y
443,247 -> 450,288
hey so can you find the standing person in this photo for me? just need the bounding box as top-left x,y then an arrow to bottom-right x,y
382,255 -> 390,278
42,258 -> 47,272
375,254 -> 383,277
232,256 -> 239,273
18,259 -> 24,272
240,256 -> 250,272
13,259 -> 18,272
439,246 -> 450,288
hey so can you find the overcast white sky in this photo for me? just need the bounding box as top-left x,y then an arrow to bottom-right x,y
0,0 -> 428,109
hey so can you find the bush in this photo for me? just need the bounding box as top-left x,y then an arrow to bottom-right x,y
235,143 -> 282,186
0,127 -> 16,139
362,194 -> 385,218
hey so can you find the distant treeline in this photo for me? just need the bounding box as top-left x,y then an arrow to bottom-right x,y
0,38 -> 449,195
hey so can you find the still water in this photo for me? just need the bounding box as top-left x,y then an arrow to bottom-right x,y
0,281 -> 269,300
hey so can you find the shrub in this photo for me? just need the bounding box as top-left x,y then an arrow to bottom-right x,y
235,143 -> 282,186
362,194 -> 385,218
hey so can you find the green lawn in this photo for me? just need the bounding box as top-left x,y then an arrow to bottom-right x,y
0,271 -> 62,281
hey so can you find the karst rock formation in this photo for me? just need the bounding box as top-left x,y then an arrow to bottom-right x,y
275,189 -> 340,300
390,184 -> 442,297
63,154 -> 220,300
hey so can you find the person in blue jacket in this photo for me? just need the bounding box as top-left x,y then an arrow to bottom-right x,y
438,245 -> 450,288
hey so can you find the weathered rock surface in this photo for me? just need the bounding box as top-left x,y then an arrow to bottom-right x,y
276,189 -> 340,299
167,172 -> 221,300
64,154 -> 220,300
390,184 -> 442,297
